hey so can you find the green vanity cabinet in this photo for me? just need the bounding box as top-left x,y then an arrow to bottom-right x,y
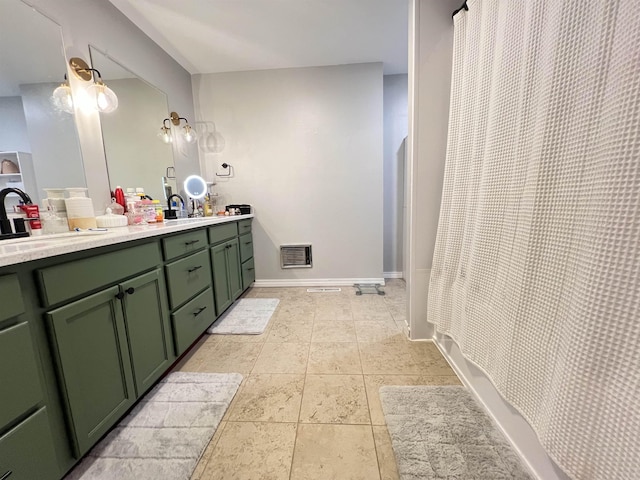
46,266 -> 172,457
120,269 -> 173,395
211,239 -> 242,315
46,285 -> 136,456
0,407 -> 59,480
239,232 -> 255,290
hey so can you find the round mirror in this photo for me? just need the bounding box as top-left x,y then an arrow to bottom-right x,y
184,174 -> 207,199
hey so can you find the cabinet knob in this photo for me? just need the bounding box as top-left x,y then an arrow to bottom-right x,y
115,292 -> 125,300
226,244 -> 232,249
188,265 -> 203,273
193,306 -> 207,317
184,239 -> 200,246
126,287 -> 135,295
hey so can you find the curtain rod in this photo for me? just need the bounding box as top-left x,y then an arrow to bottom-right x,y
452,0 -> 468,19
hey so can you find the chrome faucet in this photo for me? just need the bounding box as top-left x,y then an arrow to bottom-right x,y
0,187 -> 33,239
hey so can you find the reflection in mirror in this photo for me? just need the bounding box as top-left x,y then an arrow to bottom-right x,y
89,46 -> 176,204
0,0 -> 85,208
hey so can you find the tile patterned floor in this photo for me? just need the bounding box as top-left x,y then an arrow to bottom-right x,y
172,280 -> 461,480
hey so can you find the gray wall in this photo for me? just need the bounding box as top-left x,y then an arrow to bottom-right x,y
20,83 -> 86,193
193,63 -> 384,284
25,0 -> 198,208
406,0 -> 457,338
383,74 -> 408,277
0,97 -> 30,152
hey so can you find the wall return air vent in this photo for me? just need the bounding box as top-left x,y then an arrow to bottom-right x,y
280,244 -> 312,268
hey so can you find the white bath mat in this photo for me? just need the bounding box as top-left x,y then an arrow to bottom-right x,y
207,298 -> 279,335
65,372 -> 242,480
380,386 -> 533,479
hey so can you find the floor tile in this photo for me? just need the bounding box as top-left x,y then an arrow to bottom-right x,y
372,425 -> 400,480
202,422 -> 297,479
358,341 -> 422,375
311,321 -> 357,342
364,374 -> 462,425
227,374 -> 304,422
191,421 -> 227,479
406,341 -> 458,376
314,305 -> 353,321
266,320 -> 313,343
307,342 -> 362,374
290,424 -> 380,480
299,374 -> 370,424
354,321 -> 404,343
196,343 -> 262,374
252,343 -> 309,374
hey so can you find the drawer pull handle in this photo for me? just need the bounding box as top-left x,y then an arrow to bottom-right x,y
188,265 -> 203,273
244,241 -> 252,245
115,292 -> 125,300
184,239 -> 200,246
194,306 -> 207,317
2,470 -> 13,480
247,267 -> 255,271
126,287 -> 135,295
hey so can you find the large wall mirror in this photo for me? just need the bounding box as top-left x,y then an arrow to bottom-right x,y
89,46 -> 176,203
0,0 -> 85,207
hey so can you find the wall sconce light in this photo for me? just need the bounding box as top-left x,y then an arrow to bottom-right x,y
51,74 -> 74,114
159,112 -> 197,144
69,57 -> 118,113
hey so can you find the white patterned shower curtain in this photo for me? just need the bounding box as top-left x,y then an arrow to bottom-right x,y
428,0 -> 639,478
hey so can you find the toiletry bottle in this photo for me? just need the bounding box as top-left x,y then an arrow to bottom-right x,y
203,194 -> 213,217
153,200 -> 164,222
114,186 -> 126,211
20,204 -> 42,236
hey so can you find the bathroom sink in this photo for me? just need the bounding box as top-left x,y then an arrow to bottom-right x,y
0,230 -> 109,247
164,217 -> 211,225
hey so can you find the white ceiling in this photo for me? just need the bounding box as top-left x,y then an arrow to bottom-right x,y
108,0 -> 409,75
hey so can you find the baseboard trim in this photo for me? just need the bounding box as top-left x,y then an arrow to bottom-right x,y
432,333 -> 570,480
253,278 -> 386,288
383,271 -> 404,279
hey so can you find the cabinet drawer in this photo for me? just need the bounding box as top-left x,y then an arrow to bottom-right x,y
172,287 -> 215,355
208,222 -> 237,245
37,242 -> 162,307
239,233 -> 254,262
0,323 -> 43,428
165,249 -> 212,309
0,407 -> 59,480
162,229 -> 208,261
237,218 -> 252,235
0,274 -> 24,322
242,257 -> 255,291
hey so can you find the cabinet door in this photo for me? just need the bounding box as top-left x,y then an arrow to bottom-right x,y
211,242 -> 232,315
0,408 -> 59,480
47,287 -> 135,456
227,238 -> 243,301
121,269 -> 173,397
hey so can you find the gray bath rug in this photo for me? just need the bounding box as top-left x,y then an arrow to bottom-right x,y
66,372 -> 243,480
380,386 -> 533,480
207,298 -> 279,335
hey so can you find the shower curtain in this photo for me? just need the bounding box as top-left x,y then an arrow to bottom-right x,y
428,1 -> 639,478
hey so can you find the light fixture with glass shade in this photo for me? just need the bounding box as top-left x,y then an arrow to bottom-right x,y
158,112 -> 198,144
68,57 -> 118,113
51,75 -> 74,114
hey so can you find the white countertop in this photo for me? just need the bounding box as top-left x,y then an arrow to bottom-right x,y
0,214 -> 254,268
